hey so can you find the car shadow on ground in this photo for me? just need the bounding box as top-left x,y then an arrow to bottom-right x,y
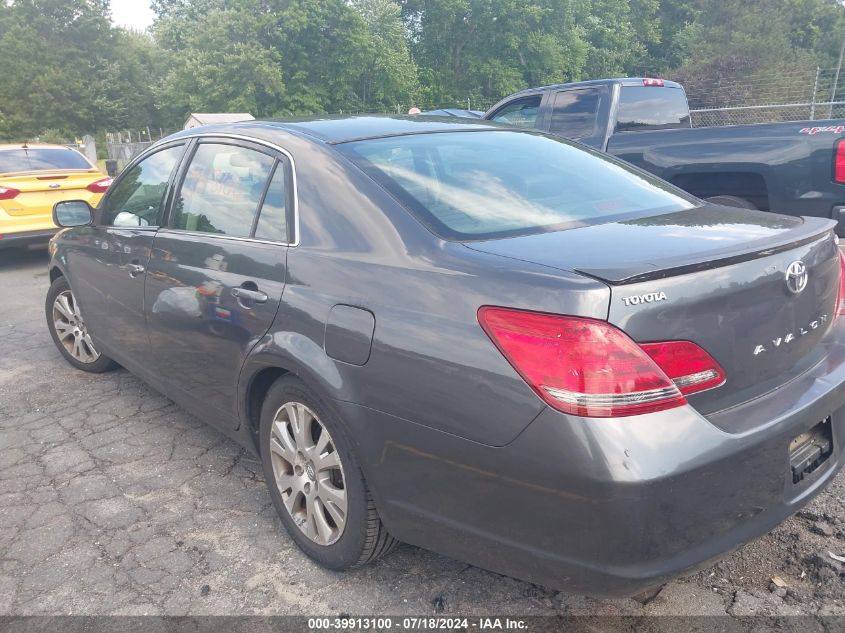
0,247 -> 49,271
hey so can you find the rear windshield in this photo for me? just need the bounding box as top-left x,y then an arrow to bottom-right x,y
615,86 -> 691,132
337,130 -> 696,240
0,148 -> 92,173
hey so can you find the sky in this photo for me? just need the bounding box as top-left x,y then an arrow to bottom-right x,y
110,0 -> 156,31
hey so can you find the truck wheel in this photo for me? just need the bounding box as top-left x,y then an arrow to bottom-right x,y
704,195 -> 758,210
259,375 -> 399,569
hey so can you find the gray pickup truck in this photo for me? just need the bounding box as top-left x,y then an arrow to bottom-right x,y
484,77 -> 845,233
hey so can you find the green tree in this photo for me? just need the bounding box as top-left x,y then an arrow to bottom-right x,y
577,0 -> 656,78
399,0 -> 666,108
5,0 -> 845,140
0,0 -> 113,139
642,0 -> 698,72
401,0 -> 594,107
670,0 -> 845,107
153,3 -> 287,121
264,0 -> 372,113
104,29 -> 168,130
153,0 -> 379,116
0,0 -> 166,140
351,0 -> 418,110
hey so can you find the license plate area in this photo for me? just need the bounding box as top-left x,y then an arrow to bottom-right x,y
789,417 -> 833,485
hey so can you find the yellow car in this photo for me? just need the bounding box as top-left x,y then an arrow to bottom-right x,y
0,143 -> 112,249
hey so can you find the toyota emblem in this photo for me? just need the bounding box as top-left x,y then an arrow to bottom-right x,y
785,260 -> 808,294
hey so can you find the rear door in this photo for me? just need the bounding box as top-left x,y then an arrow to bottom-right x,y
546,86 -> 610,148
144,138 -> 291,427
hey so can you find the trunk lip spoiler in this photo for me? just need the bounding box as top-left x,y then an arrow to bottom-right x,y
0,168 -> 99,179
575,218 -> 837,285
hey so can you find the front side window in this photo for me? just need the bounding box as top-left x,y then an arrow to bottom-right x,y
100,144 -> 185,227
488,96 -> 542,128
171,143 -> 275,237
337,130 -> 696,240
549,89 -> 601,139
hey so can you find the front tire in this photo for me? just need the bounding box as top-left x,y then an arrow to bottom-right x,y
46,276 -> 118,373
259,375 -> 398,569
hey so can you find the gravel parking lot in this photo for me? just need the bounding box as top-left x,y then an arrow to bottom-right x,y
2,247 -> 845,618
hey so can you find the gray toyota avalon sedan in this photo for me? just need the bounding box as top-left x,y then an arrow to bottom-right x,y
45,117 -> 845,596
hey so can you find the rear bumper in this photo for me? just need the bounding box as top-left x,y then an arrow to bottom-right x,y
0,228 -> 57,249
340,319 -> 845,596
0,190 -> 102,248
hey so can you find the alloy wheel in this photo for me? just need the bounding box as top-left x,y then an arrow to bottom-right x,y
52,289 -> 100,364
269,401 -> 348,545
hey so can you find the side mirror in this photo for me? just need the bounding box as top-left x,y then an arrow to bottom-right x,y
53,200 -> 94,227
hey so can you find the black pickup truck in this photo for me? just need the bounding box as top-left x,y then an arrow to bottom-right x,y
484,77 -> 845,233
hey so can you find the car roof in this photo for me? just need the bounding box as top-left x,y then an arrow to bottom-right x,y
504,77 -> 683,98
168,115 -> 507,145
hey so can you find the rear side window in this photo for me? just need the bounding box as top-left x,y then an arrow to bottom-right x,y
615,86 -> 691,132
253,164 -> 289,242
171,144 -> 275,237
0,148 -> 92,173
549,89 -> 601,139
488,96 -> 542,128
101,144 -> 185,227
337,131 -> 696,241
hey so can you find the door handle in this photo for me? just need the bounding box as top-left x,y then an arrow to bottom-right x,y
127,263 -> 145,277
231,286 -> 268,304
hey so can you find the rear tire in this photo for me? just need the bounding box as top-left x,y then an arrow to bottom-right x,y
259,375 -> 398,569
46,276 -> 118,373
704,195 -> 758,210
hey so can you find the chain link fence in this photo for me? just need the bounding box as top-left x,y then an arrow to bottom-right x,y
105,129 -> 175,170
690,101 -> 845,126
686,65 -> 845,127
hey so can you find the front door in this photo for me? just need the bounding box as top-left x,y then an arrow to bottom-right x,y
145,139 -> 291,427
486,95 -> 545,130
71,142 -> 187,371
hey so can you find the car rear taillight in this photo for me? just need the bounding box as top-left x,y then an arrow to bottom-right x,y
835,139 -> 845,183
477,307 -> 689,417
86,177 -> 113,193
836,250 -> 845,317
643,78 -> 665,87
0,186 -> 20,200
639,341 -> 726,395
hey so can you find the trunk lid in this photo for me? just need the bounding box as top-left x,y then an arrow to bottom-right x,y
0,169 -> 102,216
465,205 -> 840,425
